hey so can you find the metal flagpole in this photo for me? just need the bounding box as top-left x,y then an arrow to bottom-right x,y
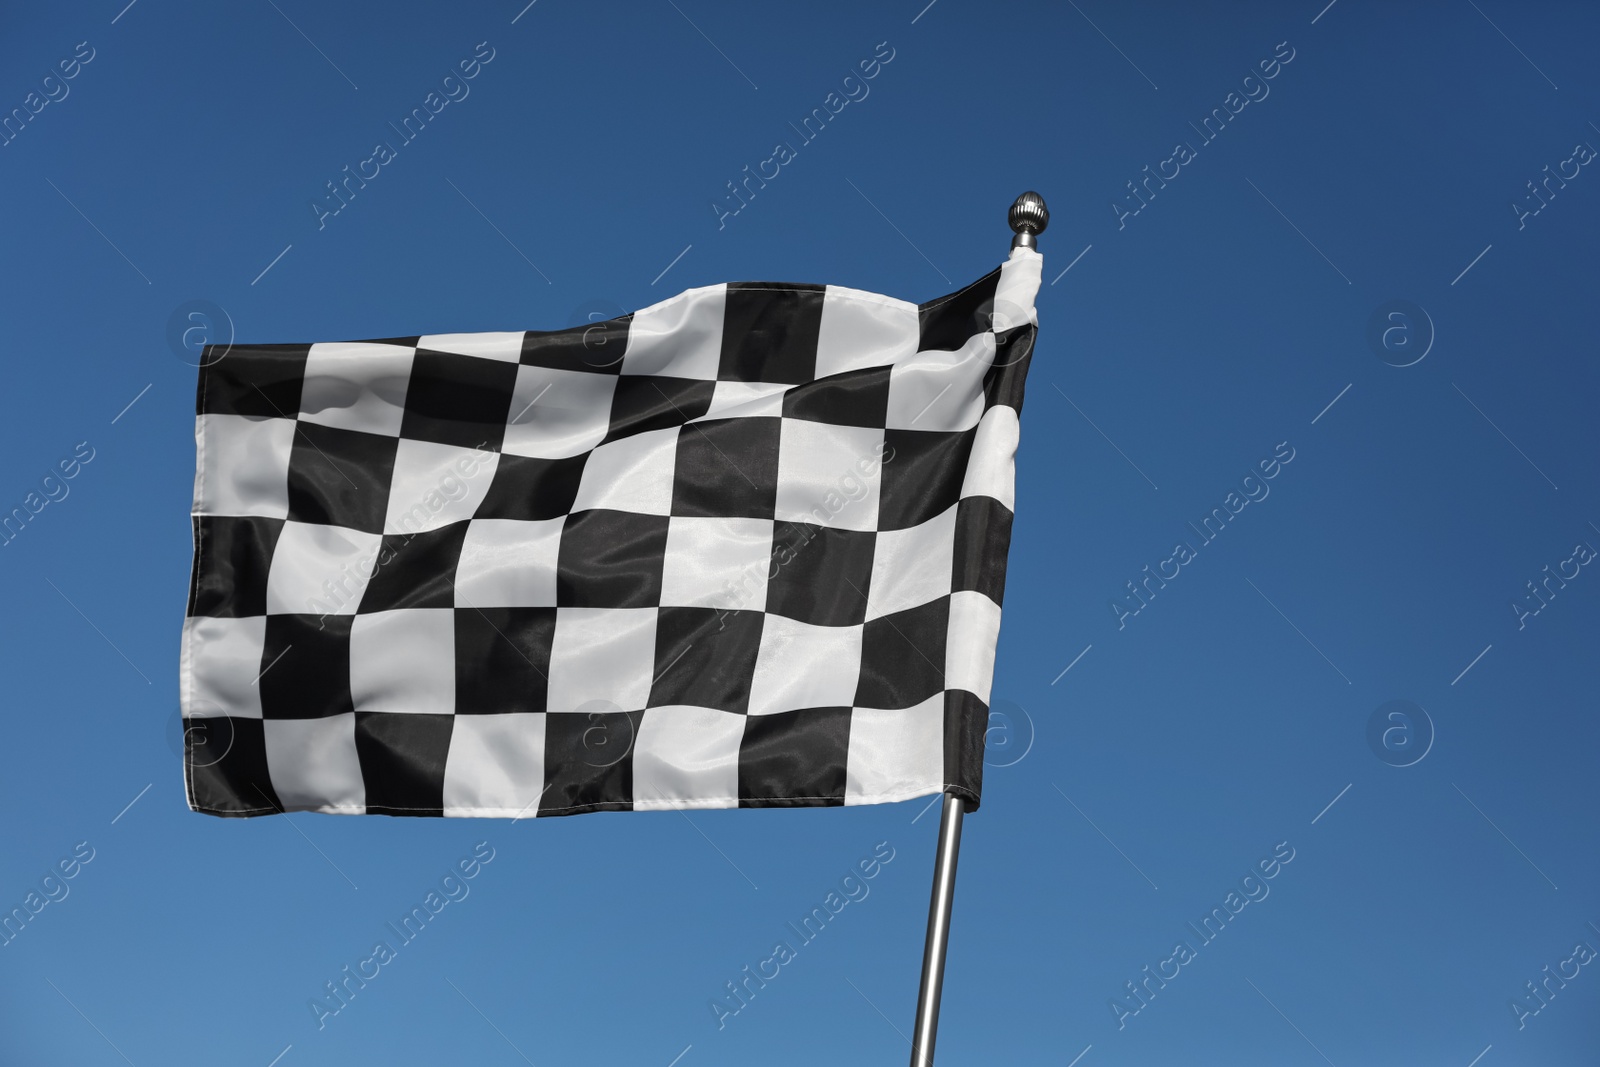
906,192 -> 1048,1067
907,792 -> 966,1067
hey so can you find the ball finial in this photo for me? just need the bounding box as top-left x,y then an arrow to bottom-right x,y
1008,191 -> 1049,250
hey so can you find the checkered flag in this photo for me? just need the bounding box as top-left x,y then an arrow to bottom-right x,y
182,248 -> 1042,818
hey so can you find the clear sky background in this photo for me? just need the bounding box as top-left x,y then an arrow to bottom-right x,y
1,1 -> 1597,1064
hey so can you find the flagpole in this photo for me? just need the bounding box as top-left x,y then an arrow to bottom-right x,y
908,792 -> 966,1067
906,193 -> 1048,1067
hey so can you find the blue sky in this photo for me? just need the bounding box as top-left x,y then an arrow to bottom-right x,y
2,1 -> 1597,1064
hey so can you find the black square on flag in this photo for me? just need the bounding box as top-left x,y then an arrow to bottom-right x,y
401,349 -> 519,451
286,422 -> 398,536
671,417 -> 780,520
720,284 -> 824,384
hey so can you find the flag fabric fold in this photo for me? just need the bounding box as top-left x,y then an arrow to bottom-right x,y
182,248 -> 1042,818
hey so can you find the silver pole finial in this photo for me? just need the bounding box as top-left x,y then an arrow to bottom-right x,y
1008,191 -> 1049,250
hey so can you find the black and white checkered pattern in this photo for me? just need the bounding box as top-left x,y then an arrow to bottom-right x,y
182,249 -> 1042,818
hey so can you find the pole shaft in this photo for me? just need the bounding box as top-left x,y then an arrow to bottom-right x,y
908,792 -> 966,1067
906,192 -> 1035,1064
